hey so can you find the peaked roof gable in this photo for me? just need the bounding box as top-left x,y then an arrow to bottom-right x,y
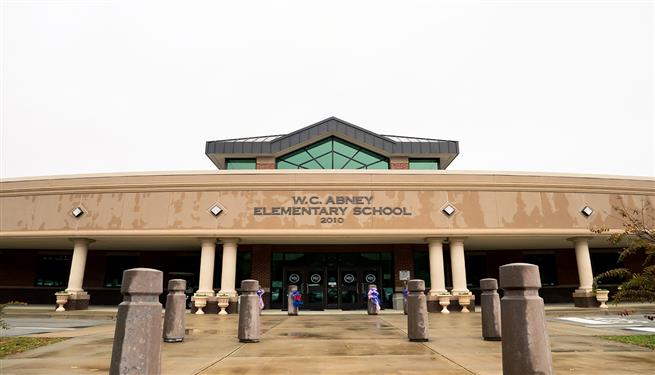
270,117 -> 395,152
205,117 -> 459,169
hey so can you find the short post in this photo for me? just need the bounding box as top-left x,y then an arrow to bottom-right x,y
403,280 -> 408,315
238,279 -> 261,343
480,278 -> 501,341
367,284 -> 380,315
163,279 -> 186,343
500,263 -> 553,375
257,287 -> 265,315
287,285 -> 299,316
109,268 -> 163,375
406,279 -> 429,342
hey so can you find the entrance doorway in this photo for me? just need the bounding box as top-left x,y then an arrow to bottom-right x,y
283,266 -> 382,310
272,251 -> 393,311
339,268 -> 381,310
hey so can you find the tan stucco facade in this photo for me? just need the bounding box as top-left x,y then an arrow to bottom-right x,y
1,170 -> 653,247
1,169 -> 653,309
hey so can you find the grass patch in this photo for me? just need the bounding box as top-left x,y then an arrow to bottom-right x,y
600,335 -> 655,350
0,337 -> 68,358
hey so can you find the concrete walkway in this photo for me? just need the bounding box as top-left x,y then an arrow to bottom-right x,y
2,309 -> 654,374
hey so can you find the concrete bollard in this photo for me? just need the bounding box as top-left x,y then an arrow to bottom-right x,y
500,263 -> 553,375
163,279 -> 186,343
480,278 -> 501,341
109,268 -> 163,375
406,279 -> 429,342
238,279 -> 261,343
287,285 -> 299,316
367,284 -> 380,315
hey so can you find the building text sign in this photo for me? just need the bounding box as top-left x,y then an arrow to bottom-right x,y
253,195 -> 412,224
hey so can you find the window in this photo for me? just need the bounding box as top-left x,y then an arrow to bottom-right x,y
591,251 -> 623,286
524,253 -> 558,286
226,158 -> 256,170
412,250 -> 430,286
35,254 -> 71,287
104,256 -> 140,288
465,254 -> 488,288
409,158 -> 439,170
276,137 -> 389,169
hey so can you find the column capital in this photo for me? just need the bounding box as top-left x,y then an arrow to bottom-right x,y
567,236 -> 592,244
220,238 -> 240,245
448,237 -> 467,244
198,238 -> 217,246
425,237 -> 446,244
69,238 -> 95,246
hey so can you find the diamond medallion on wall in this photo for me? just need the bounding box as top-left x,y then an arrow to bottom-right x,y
581,206 -> 594,217
442,203 -> 456,216
71,207 -> 85,218
209,203 -> 224,217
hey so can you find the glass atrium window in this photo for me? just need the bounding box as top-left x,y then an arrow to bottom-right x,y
276,137 -> 389,169
409,158 -> 439,170
226,158 -> 256,170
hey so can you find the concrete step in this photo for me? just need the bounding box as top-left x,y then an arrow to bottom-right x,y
3,305 -> 119,320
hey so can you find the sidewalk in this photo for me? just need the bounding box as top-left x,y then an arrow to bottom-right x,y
2,305 -> 654,374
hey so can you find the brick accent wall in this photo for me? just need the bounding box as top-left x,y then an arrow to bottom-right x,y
256,157 -> 276,169
256,162 -> 275,169
250,245 -> 271,309
393,245 -> 413,290
390,156 -> 409,170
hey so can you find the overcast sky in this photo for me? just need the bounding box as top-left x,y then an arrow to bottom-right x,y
1,0 -> 653,178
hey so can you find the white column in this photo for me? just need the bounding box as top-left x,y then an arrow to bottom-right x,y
66,239 -> 92,293
197,238 -> 217,296
449,237 -> 469,294
571,237 -> 594,292
219,238 -> 239,297
427,238 -> 447,295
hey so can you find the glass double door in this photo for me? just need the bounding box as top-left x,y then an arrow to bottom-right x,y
283,267 -> 381,310
284,268 -> 326,311
339,268 -> 382,310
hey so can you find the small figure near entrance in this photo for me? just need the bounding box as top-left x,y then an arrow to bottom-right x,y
257,287 -> 265,315
288,285 -> 300,316
367,284 -> 381,315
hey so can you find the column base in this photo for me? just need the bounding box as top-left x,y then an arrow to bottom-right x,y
191,297 -> 219,314
426,294 -> 475,313
572,290 -> 600,308
63,291 -> 90,310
